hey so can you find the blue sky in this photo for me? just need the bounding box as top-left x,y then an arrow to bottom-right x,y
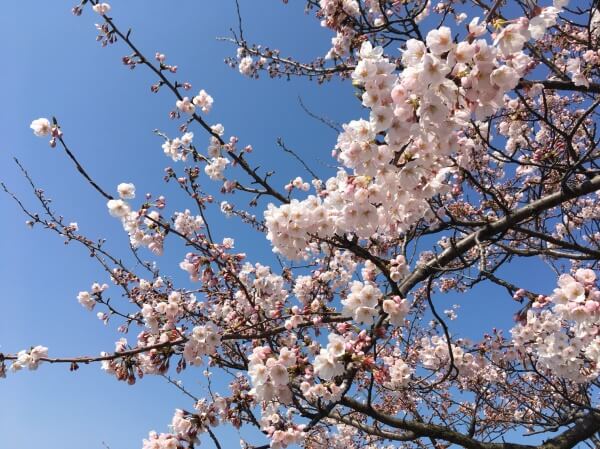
0,2 -> 559,448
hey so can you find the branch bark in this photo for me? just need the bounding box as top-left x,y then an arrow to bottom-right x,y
399,176 -> 600,296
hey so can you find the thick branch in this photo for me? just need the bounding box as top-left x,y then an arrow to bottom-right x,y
398,176 -> 600,296
518,79 -> 600,95
341,397 -> 600,449
340,397 -> 536,449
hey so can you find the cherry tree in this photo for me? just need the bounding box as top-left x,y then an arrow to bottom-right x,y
3,0 -> 600,448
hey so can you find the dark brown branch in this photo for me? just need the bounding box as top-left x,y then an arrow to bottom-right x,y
399,176 -> 600,296
518,79 -> 600,95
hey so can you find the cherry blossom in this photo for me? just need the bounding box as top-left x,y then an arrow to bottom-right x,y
192,89 -> 213,113
92,2 -> 111,15
175,96 -> 195,114
10,346 -> 48,372
117,182 -> 136,199
29,118 -> 52,137
8,2 -> 600,449
106,198 -> 131,218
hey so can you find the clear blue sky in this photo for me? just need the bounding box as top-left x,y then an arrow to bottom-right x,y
0,2 -> 558,448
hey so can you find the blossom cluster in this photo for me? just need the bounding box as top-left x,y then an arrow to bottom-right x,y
340,280 -> 383,325
173,209 -> 204,237
511,269 -> 600,382
141,290 -> 185,332
259,404 -> 306,449
9,345 -> 48,372
248,346 -> 295,403
419,335 -> 491,381
264,2 -> 578,269
175,89 -> 214,115
313,333 -> 347,380
105,183 -> 171,256
265,195 -> 331,259
162,132 -> 194,162
318,0 -> 359,59
141,431 -> 179,449
382,355 -> 413,389
182,323 -> 221,366
76,282 -> 109,311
